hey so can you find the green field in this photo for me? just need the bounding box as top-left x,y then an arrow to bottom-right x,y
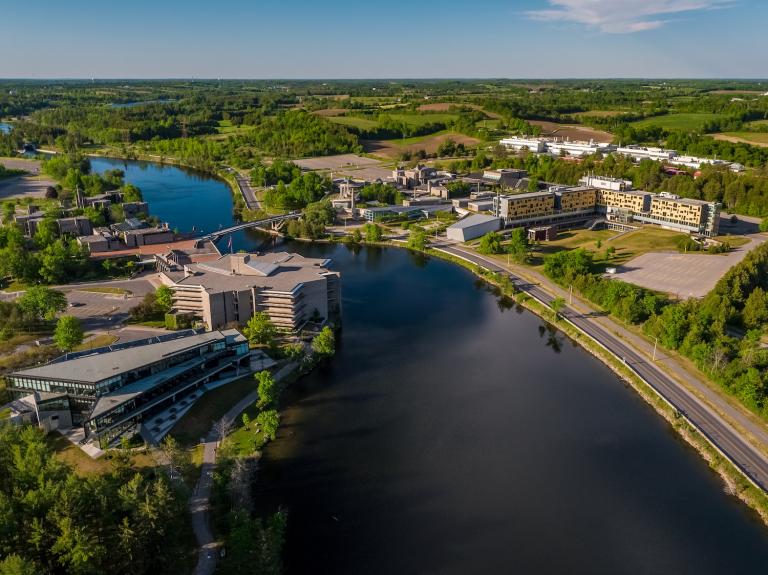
327,115 -> 380,130
386,113 -> 459,127
215,119 -> 251,134
631,113 -> 725,131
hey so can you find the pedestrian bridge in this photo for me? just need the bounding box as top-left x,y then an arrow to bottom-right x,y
198,212 -> 301,244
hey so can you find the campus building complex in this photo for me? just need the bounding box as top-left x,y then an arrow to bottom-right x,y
8,330 -> 250,445
492,177 -> 720,236
159,251 -> 341,331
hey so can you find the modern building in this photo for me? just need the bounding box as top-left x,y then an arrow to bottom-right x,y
546,139 -> 615,157
635,193 -> 721,235
494,191 -> 557,225
467,199 -> 495,212
159,251 -> 341,331
579,175 -> 633,192
499,136 -> 547,153
616,146 -> 678,162
446,214 -> 501,242
8,330 -> 250,446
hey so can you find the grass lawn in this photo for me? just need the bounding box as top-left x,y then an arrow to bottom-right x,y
715,235 -> 751,247
76,286 -> 131,295
222,401 -> 266,458
170,376 -> 256,446
75,334 -> 118,351
1,279 -> 29,292
631,113 -> 725,131
48,432 -> 157,475
476,119 -> 501,129
525,226 -> 687,268
215,119 -> 251,135
327,115 -> 379,130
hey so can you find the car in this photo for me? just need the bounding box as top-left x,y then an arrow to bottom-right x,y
68,302 -> 84,308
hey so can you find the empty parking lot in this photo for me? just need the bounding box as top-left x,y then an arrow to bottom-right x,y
614,235 -> 766,298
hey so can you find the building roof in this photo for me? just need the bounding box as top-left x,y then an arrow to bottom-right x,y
168,252 -> 336,294
12,329 -> 245,384
448,214 -> 501,230
500,190 -> 555,200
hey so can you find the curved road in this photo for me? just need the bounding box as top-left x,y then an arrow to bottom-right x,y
436,242 -> 768,492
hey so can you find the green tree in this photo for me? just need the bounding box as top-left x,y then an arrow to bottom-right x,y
256,410 -> 280,442
0,555 -> 37,575
743,287 -> 768,330
17,286 -> 67,322
311,326 -> 336,358
242,413 -> 251,429
244,312 -> 277,346
364,223 -> 383,242
549,297 -> 565,322
53,315 -> 84,351
478,231 -> 503,254
256,370 -> 279,410
155,285 -> 173,314
506,227 -> 530,263
407,227 -> 427,251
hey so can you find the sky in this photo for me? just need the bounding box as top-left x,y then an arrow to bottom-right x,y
0,0 -> 765,79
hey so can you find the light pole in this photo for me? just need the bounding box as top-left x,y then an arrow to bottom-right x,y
652,337 -> 658,362
569,284 -> 573,305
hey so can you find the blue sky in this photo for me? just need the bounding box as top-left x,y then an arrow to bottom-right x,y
1,0 -> 764,78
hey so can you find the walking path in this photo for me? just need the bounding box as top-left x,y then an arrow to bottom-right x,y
190,361 -> 297,575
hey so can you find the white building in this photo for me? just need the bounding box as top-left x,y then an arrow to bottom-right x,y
446,214 -> 502,242
579,175 -> 633,191
547,139 -> 615,157
616,146 -> 678,162
499,136 -> 547,153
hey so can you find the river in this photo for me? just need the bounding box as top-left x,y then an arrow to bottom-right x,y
0,122 -> 12,134
93,157 -> 768,573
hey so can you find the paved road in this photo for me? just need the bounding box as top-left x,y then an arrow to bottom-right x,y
232,171 -> 260,210
436,241 -> 768,492
190,361 -> 296,575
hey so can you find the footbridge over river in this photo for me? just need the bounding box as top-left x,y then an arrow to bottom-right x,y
196,212 -> 301,245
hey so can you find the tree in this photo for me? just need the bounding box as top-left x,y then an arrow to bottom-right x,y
478,231 -> 503,254
214,416 -> 234,442
549,297 -> 565,322
17,286 -> 67,322
256,410 -> 280,442
242,412 -> 251,429
155,285 -> 173,314
53,315 -> 84,351
506,227 -> 530,264
0,555 -> 37,575
743,287 -> 768,330
158,435 -> 187,481
311,326 -> 336,358
243,312 -> 277,346
364,223 -> 383,242
407,227 -> 427,251
256,370 -> 279,410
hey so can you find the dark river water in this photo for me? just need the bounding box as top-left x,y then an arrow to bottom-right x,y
93,157 -> 768,573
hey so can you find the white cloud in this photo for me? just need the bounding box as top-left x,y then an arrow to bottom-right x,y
527,0 -> 732,33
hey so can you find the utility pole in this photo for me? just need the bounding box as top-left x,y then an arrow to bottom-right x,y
652,337 -> 658,362
569,284 -> 573,305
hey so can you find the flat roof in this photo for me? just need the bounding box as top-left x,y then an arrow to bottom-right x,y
12,329 -> 245,384
500,191 -> 554,200
448,214 -> 501,229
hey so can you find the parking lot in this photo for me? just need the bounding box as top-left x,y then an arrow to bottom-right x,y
614,235 -> 766,298
293,153 -> 382,171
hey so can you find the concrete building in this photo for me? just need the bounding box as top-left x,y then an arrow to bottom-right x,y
546,139 -> 614,157
392,165 -> 437,189
467,199 -> 495,212
636,193 -> 721,235
160,252 -> 341,331
616,146 -> 678,162
8,330 -> 250,445
579,175 -> 633,192
556,186 -> 598,214
446,214 -> 502,242
499,136 -> 547,153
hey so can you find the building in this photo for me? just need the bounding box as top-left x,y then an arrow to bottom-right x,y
467,199 -> 495,212
555,186 -> 597,214
446,214 -> 501,242
160,251 -> 341,331
635,193 -> 720,235
499,136 -> 547,153
579,175 -> 633,192
616,146 -> 678,162
494,191 -> 557,225
392,165 -> 437,188
360,205 -> 423,221
595,188 -> 651,214
546,139 -> 614,157
482,168 -> 529,187
528,225 -> 558,242
8,330 -> 250,445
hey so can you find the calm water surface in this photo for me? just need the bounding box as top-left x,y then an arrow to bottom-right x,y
95,157 -> 768,573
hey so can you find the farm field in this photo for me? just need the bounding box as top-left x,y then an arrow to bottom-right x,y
714,132 -> 768,148
312,108 -> 347,117
362,131 -> 480,159
386,112 -> 460,126
631,113 -> 725,131
528,120 -> 613,142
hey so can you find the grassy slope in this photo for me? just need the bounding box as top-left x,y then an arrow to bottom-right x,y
631,113 -> 725,130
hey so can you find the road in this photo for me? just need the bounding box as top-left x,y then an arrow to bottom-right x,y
232,170 -> 260,210
435,241 -> 768,492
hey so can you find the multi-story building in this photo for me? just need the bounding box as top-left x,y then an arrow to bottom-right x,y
160,251 -> 341,331
8,329 -> 250,445
494,191 -> 556,225
616,146 -> 678,162
579,175 -> 633,192
556,186 -> 597,214
595,188 -> 651,213
636,193 -> 720,235
547,139 -> 615,157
